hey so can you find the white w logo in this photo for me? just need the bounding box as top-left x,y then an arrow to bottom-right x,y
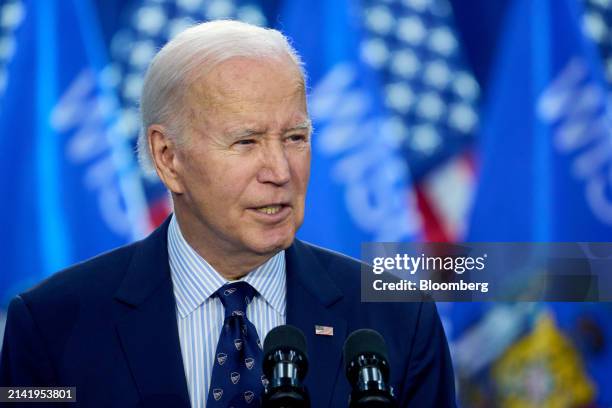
50,69 -> 149,238
538,58 -> 612,224
310,64 -> 421,240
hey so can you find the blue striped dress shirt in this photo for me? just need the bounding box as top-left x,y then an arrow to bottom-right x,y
167,215 -> 287,408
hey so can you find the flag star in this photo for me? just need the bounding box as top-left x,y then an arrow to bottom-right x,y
449,103 -> 478,133
177,0 -> 203,13
428,27 -> 457,56
134,6 -> 167,36
417,92 -> 445,120
396,16 -> 426,45
205,0 -> 235,20
390,49 -> 421,78
401,0 -> 429,12
361,37 -> 390,68
166,17 -> 196,40
129,40 -> 156,68
411,125 -> 441,155
582,11 -> 607,43
122,73 -> 144,102
452,72 -> 479,100
364,5 -> 395,35
0,1 -> 25,29
424,60 -> 451,89
385,82 -> 414,113
236,5 -> 267,26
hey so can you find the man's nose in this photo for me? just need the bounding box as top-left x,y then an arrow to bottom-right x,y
257,142 -> 291,185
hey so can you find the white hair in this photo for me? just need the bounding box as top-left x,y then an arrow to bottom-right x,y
137,19 -> 306,175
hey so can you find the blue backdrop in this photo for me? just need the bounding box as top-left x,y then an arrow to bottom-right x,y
1,0 -> 611,405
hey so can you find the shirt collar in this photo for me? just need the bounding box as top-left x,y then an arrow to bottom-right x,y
167,214 -> 286,319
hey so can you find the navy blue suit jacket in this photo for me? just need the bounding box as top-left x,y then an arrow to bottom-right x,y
1,218 -> 456,407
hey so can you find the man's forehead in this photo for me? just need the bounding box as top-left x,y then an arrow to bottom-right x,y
191,56 -> 305,101
226,119 -> 313,138
182,57 -> 308,135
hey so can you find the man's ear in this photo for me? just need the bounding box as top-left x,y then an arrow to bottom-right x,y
148,125 -> 185,194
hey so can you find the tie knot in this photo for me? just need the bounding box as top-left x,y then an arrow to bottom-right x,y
216,281 -> 257,318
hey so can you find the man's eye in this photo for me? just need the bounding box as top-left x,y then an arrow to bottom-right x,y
236,139 -> 255,146
287,134 -> 306,142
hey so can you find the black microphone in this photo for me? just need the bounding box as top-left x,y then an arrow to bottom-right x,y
343,329 -> 398,408
262,325 -> 310,408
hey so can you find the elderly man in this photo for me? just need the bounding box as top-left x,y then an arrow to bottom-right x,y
0,20 -> 455,407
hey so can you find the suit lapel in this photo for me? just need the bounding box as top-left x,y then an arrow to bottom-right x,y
114,218 -> 190,407
285,240 -> 347,408
111,223 -> 347,407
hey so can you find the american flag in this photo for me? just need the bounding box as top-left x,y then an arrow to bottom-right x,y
315,325 -> 334,336
107,0 -> 269,229
106,0 -> 481,243
583,0 -> 612,86
0,0 -> 25,101
357,0 -> 480,243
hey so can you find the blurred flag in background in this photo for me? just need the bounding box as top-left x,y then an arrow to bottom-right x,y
1,0 -> 611,406
453,0 -> 612,405
0,0 -> 150,328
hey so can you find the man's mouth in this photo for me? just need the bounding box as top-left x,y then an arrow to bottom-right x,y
256,205 -> 283,215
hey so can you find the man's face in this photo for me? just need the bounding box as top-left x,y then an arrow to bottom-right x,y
170,56 -> 311,258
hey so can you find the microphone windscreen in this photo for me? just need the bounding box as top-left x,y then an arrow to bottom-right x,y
263,324 -> 308,358
343,329 -> 389,365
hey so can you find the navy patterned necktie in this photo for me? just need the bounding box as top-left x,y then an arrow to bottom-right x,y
207,282 -> 265,407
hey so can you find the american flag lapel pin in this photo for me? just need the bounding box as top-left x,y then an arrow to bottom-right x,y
315,325 -> 334,336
